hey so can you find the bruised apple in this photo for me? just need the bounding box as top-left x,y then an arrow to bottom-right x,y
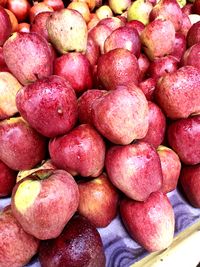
3,32 -> 53,85
0,117 -> 47,171
78,173 -> 119,228
92,86 -> 149,145
11,169 -> 79,240
0,206 -> 39,267
105,141 -> 163,201
120,191 -> 175,252
49,124 -> 106,177
39,215 -> 106,267
0,160 -> 16,197
16,75 -> 78,138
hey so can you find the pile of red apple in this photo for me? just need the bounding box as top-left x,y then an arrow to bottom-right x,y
0,0 -> 200,266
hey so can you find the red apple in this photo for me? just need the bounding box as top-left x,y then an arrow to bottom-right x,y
0,117 -> 47,171
0,160 -> 16,197
141,101 -> 166,148
49,124 -> 106,177
155,66 -> 200,119
85,36 -> 100,66
29,2 -> 53,23
170,32 -> 186,62
54,52 -> 93,94
180,164 -> 200,208
126,20 -> 145,35
192,0 -> 200,15
97,48 -> 140,90
78,173 -> 119,227
105,141 -> 163,201
167,115 -> 200,165
16,75 -> 78,138
179,13 -> 191,37
120,191 -> 175,252
78,89 -> 107,124
11,169 -> 79,240
186,21 -> 200,47
0,0 -> 7,7
39,215 -> 106,267
6,0 -> 30,22
97,16 -> 125,31
0,6 -> 12,46
182,43 -> 200,70
137,53 -> 150,81
157,145 -> 181,193
0,207 -> 39,267
182,3 -> 192,15
92,86 -> 149,145
139,78 -> 156,101
43,0 -> 64,11
3,32 -> 53,85
104,26 -> 141,58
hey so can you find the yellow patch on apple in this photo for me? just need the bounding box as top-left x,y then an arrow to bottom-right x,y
14,180 -> 41,214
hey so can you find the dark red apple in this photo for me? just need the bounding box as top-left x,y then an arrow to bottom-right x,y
186,21 -> 200,47
30,11 -> 52,41
54,52 -> 93,94
170,32 -> 186,62
0,0 -> 7,7
141,101 -> 166,148
78,89 -> 107,124
182,43 -> 200,70
92,86 -> 149,145
192,0 -> 200,15
39,215 -> 106,267
11,169 -> 79,240
180,164 -> 200,208
137,53 -> 150,81
120,191 -> 175,252
182,3 -> 192,15
0,6 -> 12,46
3,32 -> 53,85
167,115 -> 200,165
0,117 -> 47,171
157,145 -> 181,193
0,160 -> 16,197
126,20 -> 145,35
78,173 -> 119,227
16,75 -> 78,138
49,124 -> 106,178
97,48 -> 140,90
139,78 -> 156,101
0,207 -> 39,267
155,66 -> 200,119
105,141 -> 163,201
6,0 -> 30,22
104,26 -> 141,58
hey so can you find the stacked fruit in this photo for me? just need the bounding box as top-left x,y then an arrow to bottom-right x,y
0,0 -> 200,266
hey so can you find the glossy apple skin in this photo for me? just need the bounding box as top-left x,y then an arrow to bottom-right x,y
91,86 -> 149,145
30,12 -> 52,41
155,66 -> 200,119
105,141 -> 163,201
0,117 -> 47,171
7,0 -> 30,22
0,207 -> 39,267
0,6 -> 12,46
16,75 -> 78,138
43,0 -> 64,11
0,160 -> 16,197
78,89 -> 107,124
120,191 -> 175,252
182,43 -> 200,70
11,169 -> 79,240
180,165 -> 200,208
167,115 -> 200,165
78,173 -> 119,228
3,32 -> 53,85
157,145 -> 181,193
49,124 -> 106,178
141,101 -> 166,148
18,22 -> 30,33
39,215 -> 106,267
187,21 -> 200,47
97,48 -> 140,90
54,53 -> 93,94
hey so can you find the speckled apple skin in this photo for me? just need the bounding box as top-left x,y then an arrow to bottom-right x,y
105,141 -> 163,201
0,207 -> 39,267
180,164 -> 200,208
120,191 -> 175,252
155,66 -> 200,119
49,124 -> 106,177
39,215 -> 106,267
167,115 -> 200,165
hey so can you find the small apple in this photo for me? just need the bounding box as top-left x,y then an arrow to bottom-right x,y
0,207 -> 39,267
180,164 -> 200,208
157,145 -> 181,193
47,8 -> 88,53
120,191 -> 175,252
29,2 -> 53,23
49,124 -> 106,177
78,173 -> 119,227
6,0 -> 30,22
97,17 -> 125,31
186,21 -> 200,47
105,141 -> 163,201
30,12 -> 52,41
39,215 -> 106,267
11,169 -> 79,240
126,20 -> 145,35
0,160 -> 16,197
127,0 -> 153,25
0,6 -> 12,46
95,5 -> 113,20
0,117 -> 47,171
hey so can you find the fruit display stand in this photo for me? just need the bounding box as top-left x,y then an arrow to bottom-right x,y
1,188 -> 200,267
